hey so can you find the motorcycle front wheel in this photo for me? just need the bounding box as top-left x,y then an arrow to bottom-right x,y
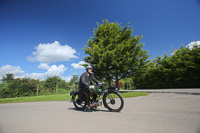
103,91 -> 124,112
72,92 -> 86,110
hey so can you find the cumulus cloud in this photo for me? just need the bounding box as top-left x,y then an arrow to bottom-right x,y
0,64 -> 68,81
0,65 -> 24,77
61,75 -> 73,82
171,41 -> 200,55
27,41 -> 78,63
25,64 -> 67,80
186,41 -> 200,49
71,61 -> 88,69
38,63 -> 50,70
45,64 -> 67,77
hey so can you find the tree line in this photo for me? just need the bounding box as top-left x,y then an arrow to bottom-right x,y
0,74 -> 79,98
133,44 -> 200,89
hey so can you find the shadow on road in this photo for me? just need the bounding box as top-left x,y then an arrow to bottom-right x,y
68,107 -> 120,113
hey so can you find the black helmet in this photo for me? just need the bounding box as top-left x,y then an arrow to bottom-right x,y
86,66 -> 92,71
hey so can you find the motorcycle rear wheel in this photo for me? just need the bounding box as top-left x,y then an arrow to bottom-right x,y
72,92 -> 86,110
103,91 -> 124,112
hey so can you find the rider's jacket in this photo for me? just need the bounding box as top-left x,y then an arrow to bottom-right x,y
78,72 -> 99,90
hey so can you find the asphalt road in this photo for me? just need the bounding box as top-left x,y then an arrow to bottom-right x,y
0,93 -> 200,133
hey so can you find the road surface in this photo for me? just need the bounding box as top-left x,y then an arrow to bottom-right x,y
0,93 -> 200,133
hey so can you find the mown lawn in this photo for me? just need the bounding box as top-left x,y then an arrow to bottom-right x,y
0,92 -> 148,104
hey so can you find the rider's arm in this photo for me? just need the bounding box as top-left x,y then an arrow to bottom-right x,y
91,75 -> 99,83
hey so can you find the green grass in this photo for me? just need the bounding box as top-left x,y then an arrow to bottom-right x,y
121,92 -> 149,98
0,92 -> 148,104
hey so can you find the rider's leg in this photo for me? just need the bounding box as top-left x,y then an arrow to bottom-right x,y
82,88 -> 94,107
85,94 -> 90,107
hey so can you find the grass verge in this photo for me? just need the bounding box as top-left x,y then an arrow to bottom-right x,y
0,92 -> 148,104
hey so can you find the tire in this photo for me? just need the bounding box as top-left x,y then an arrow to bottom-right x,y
103,91 -> 124,112
72,92 -> 86,110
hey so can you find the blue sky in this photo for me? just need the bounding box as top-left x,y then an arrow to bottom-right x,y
0,0 -> 200,81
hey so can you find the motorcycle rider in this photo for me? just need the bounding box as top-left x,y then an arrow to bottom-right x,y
78,66 -> 100,108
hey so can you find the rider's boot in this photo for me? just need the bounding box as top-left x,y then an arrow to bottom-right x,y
84,95 -> 94,111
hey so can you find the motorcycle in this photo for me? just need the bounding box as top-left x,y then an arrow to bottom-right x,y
70,83 -> 124,112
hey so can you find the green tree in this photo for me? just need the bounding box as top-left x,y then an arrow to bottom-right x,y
69,75 -> 79,90
0,77 -> 40,98
170,44 -> 200,87
83,20 -> 150,87
12,78 -> 39,96
1,73 -> 14,83
69,75 -> 79,85
44,76 -> 61,92
134,42 -> 200,89
43,76 -> 69,92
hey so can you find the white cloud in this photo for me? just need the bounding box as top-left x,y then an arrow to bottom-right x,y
27,41 -> 78,63
171,41 -> 200,55
38,63 -> 50,70
0,65 -> 24,77
45,64 -> 67,77
23,73 -> 46,80
186,41 -> 200,49
0,64 -> 68,81
62,75 -> 73,82
24,64 -> 67,80
71,61 -> 88,69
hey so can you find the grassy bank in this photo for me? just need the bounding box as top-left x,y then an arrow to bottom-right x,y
0,92 -> 148,104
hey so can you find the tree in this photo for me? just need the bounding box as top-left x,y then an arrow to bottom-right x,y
44,76 -> 69,92
44,76 -> 61,92
133,42 -> 200,89
170,44 -> 200,87
1,73 -> 14,83
69,75 -> 79,85
83,20 -> 150,87
0,77 -> 40,98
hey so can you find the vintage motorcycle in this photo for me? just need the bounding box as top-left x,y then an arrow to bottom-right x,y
70,83 -> 124,112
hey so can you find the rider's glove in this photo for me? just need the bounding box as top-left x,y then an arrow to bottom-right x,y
89,85 -> 95,89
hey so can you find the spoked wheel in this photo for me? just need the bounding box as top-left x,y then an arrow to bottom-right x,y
72,92 -> 86,110
103,91 -> 124,112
